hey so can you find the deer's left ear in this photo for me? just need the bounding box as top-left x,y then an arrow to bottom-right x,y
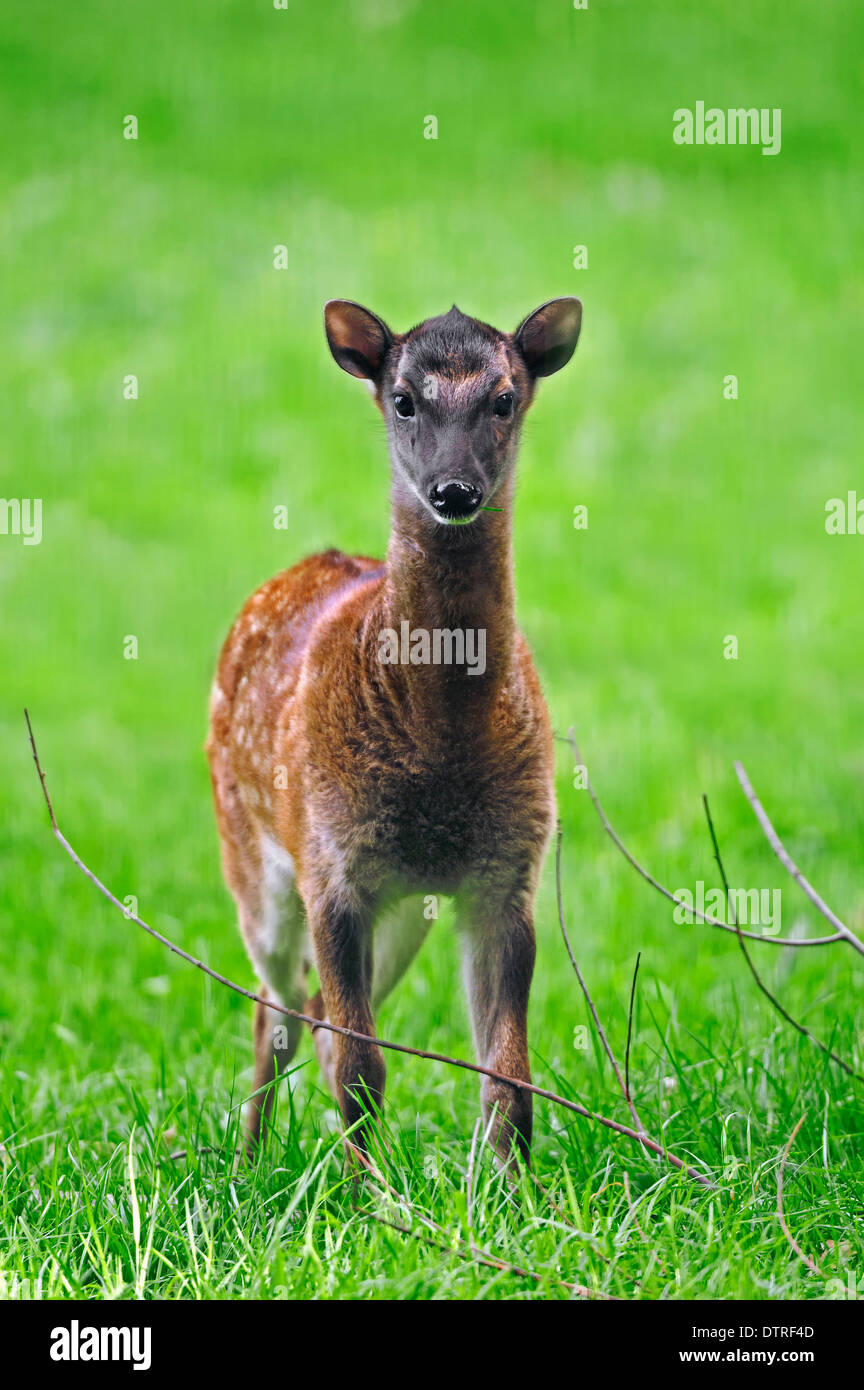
514,297 -> 582,378
324,300 -> 392,381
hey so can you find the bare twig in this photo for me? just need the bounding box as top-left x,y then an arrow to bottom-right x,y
777,1116 -> 822,1276
466,1117 -> 482,1241
625,952 -> 641,1106
555,822 -> 645,1135
368,1212 -> 615,1299
735,762 -> 864,959
566,729 -> 840,948
350,1140 -> 612,1299
164,1144 -> 221,1163
703,795 -> 863,1084
622,1172 -> 649,1245
24,710 -> 714,1188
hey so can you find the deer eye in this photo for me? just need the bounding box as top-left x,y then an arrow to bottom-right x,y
393,394 -> 415,419
493,391 -> 514,418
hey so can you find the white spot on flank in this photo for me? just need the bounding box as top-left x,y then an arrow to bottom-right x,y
255,833 -> 304,979
261,833 -> 295,901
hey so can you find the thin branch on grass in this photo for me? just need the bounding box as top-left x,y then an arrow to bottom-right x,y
566,728 -> 840,948
555,822 -> 645,1135
625,952 -> 641,1107
24,710 -> 713,1188
702,795 -> 863,1084
368,1212 -> 615,1300
348,1140 -> 612,1299
466,1117 -> 481,1241
622,1172 -> 649,1245
164,1145 -> 221,1163
776,1115 -> 822,1277
734,762 -> 864,960
525,1171 -> 612,1260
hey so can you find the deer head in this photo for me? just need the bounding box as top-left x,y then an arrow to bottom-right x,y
324,298 -> 582,524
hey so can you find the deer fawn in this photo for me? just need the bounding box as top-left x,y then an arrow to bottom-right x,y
207,297 -> 582,1166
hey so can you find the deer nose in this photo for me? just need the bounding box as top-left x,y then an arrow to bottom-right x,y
428,480 -> 483,519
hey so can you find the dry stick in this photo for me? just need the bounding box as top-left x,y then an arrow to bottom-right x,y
24,711 -> 712,1188
347,1139 -> 432,1230
555,822 -> 646,1136
624,952 -> 642,1107
776,1116 -> 822,1277
368,1212 -> 615,1301
735,762 -> 864,960
527,1172 -> 612,1262
461,1116 -> 589,1273
361,1094 -> 610,1271
622,1171 -> 649,1245
566,729 -> 840,948
349,1140 -> 610,1300
466,1117 -> 482,1243
702,795 -> 863,1085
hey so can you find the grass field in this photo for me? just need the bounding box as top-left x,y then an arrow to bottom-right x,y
2,1 -> 863,1300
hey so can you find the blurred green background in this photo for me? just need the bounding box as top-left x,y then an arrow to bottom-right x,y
1,0 -> 862,1298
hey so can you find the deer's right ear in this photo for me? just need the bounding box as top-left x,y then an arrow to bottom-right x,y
514,297 -> 582,378
324,300 -> 392,381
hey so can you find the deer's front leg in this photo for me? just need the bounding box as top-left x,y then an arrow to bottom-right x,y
308,893 -> 384,1151
459,895 -> 536,1169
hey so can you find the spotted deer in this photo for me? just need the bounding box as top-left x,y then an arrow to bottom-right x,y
207,297 -> 582,1166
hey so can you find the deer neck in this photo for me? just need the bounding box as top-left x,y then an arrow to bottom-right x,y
370,472 -> 517,743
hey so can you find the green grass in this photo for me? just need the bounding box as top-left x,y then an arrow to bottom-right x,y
1,0 -> 863,1300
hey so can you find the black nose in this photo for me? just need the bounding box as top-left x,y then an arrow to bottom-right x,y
428,480 -> 483,519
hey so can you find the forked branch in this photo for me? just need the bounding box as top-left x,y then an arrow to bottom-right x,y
703,795 -> 863,1084
566,728 -> 842,949
734,762 -> 864,959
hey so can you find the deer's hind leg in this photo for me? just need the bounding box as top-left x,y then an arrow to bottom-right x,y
210,759 -> 309,1151
243,843 -> 309,1153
